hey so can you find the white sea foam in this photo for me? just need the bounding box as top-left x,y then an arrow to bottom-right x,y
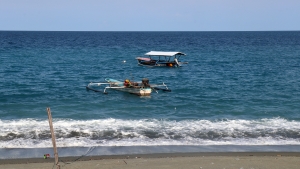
0,117 -> 300,148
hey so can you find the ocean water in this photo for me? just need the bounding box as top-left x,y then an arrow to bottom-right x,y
0,31 -> 300,155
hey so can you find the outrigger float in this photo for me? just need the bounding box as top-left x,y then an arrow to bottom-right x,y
136,51 -> 187,67
86,78 -> 171,96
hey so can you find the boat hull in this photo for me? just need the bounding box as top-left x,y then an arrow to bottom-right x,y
114,87 -> 152,96
136,59 -> 180,67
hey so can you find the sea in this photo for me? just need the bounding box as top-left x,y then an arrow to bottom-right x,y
0,31 -> 300,158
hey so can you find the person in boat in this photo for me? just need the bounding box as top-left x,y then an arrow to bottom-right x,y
124,79 -> 132,87
124,79 -> 139,87
141,78 -> 150,87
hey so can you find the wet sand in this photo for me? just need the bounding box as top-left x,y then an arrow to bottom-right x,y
1,152 -> 300,169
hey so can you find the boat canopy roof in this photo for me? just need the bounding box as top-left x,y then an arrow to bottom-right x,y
145,51 -> 186,57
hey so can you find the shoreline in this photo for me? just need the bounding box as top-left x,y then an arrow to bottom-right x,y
2,145 -> 300,159
1,152 -> 300,164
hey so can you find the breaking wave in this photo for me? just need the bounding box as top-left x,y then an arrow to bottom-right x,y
1,117 -> 300,148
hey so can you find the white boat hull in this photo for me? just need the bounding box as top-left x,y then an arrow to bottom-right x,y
114,87 -> 152,96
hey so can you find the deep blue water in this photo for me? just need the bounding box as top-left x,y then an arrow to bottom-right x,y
0,31 -> 300,149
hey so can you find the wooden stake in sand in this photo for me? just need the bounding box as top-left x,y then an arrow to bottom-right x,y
47,107 -> 60,169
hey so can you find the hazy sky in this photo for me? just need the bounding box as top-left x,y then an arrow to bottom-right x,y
1,0 -> 299,31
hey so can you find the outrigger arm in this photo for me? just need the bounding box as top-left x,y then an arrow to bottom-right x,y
103,86 -> 127,94
150,82 -> 171,92
87,82 -> 133,94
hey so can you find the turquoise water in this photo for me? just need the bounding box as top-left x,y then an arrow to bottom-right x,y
0,31 -> 300,149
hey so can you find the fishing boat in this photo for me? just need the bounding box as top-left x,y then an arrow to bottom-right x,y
86,78 -> 170,96
136,51 -> 187,67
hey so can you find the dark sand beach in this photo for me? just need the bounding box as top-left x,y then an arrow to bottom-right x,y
1,146 -> 300,168
0,152 -> 300,169
1,152 -> 300,169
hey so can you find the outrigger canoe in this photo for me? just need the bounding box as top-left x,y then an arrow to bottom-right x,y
136,51 -> 187,67
86,78 -> 170,96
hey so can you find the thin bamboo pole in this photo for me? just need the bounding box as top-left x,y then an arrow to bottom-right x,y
47,107 -> 60,169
